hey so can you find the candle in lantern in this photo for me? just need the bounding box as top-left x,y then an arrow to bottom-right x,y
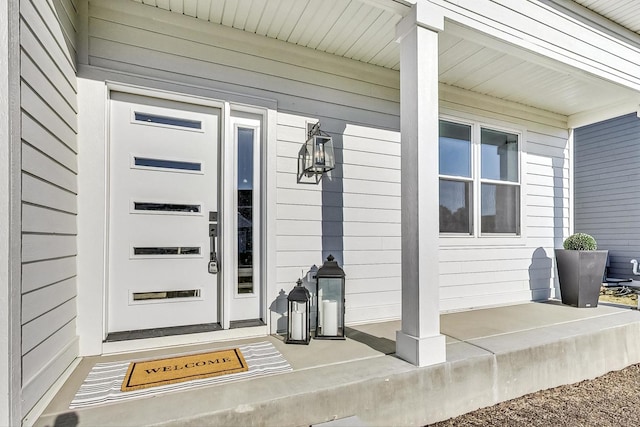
322,300 -> 338,336
291,311 -> 303,341
317,288 -> 323,330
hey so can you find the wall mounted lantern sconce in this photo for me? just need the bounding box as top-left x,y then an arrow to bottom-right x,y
315,255 -> 346,340
286,279 -> 311,345
298,122 -> 335,183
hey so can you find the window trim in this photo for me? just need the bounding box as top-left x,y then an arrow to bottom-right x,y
439,114 -> 526,246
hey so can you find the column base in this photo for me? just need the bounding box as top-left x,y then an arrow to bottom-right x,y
396,331 -> 446,367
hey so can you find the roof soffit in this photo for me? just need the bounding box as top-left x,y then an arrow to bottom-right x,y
127,0 -> 640,118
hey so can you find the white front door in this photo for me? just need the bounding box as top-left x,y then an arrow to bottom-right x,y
108,92 -> 220,333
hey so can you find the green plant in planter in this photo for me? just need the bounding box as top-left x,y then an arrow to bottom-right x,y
563,233 -> 597,251
555,233 -> 607,308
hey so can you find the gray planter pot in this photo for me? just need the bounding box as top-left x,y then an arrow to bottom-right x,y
555,249 -> 608,308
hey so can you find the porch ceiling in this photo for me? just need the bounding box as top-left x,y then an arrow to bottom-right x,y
131,0 -> 640,118
132,0 -> 407,69
573,0 -> 640,34
438,22 -> 634,117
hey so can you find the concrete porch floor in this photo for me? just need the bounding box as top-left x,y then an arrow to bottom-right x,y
34,301 -> 640,427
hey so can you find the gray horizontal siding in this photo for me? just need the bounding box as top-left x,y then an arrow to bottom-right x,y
20,0 -> 78,414
574,113 -> 640,278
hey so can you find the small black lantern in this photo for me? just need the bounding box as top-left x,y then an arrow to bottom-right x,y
315,255 -> 346,340
286,279 -> 311,345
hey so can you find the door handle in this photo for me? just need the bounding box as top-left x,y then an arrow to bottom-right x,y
208,220 -> 219,274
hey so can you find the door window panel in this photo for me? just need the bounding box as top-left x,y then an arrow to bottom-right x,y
133,246 -> 201,256
133,290 -> 201,301
133,157 -> 202,171
134,112 -> 202,129
134,202 -> 201,213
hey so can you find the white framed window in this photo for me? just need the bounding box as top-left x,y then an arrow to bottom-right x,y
439,118 -> 522,237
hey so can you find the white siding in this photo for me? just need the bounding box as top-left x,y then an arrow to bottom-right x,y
86,0 -> 569,326
275,116 -> 402,324
574,113 -> 640,278
20,0 -> 78,413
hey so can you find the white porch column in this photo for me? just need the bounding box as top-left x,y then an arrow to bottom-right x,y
395,3 -> 446,367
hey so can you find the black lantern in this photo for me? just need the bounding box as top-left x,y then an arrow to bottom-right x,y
315,255 -> 346,340
301,122 -> 335,177
286,279 -> 311,345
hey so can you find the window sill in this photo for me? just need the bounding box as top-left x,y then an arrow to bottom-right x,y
439,233 -> 526,248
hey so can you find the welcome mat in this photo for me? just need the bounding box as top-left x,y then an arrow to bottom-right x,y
69,342 -> 291,409
121,348 -> 248,391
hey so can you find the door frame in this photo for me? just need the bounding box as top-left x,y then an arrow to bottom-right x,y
77,77 -> 276,354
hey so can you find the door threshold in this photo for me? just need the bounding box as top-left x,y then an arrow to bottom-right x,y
102,324 -> 270,354
229,319 -> 266,329
105,323 -> 222,342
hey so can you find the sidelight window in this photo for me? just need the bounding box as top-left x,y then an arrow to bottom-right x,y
237,127 -> 255,295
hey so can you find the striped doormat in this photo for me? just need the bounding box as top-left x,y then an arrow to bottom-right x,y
69,342 -> 292,409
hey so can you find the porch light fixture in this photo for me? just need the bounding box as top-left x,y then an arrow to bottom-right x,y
315,255 -> 346,340
298,122 -> 335,182
286,279 -> 311,345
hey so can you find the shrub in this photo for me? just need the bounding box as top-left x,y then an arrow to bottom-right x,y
563,233 -> 597,251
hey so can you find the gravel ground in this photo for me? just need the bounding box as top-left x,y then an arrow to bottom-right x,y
599,287 -> 638,308
430,363 -> 640,426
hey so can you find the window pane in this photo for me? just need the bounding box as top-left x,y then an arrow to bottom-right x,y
237,128 -> 254,294
439,121 -> 471,177
481,128 -> 518,182
481,184 -> 520,234
439,179 -> 473,234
